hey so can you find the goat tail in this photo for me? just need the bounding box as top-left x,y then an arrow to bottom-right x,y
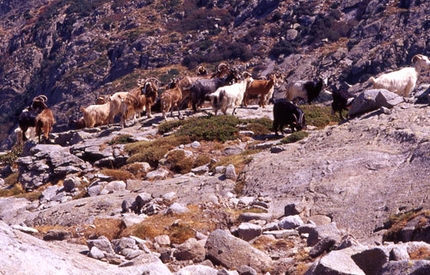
369,77 -> 376,84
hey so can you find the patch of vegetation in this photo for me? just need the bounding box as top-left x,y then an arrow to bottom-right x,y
193,154 -> 211,168
209,149 -> 257,174
175,115 -> 240,143
120,205 -> 227,244
165,150 -> 194,174
0,144 -> 23,166
240,117 -> 273,135
108,134 -> 133,145
382,209 -> 430,243
158,120 -> 185,135
99,168 -> 136,181
125,135 -> 191,167
279,131 -> 309,144
301,105 -> 340,128
83,218 -> 126,241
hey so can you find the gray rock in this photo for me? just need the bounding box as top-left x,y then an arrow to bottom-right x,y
379,260 -> 430,275
87,236 -> 115,254
225,164 -> 237,180
176,264 -> 218,275
309,236 -> 338,258
389,246 -> 409,261
205,229 -> 272,273
173,238 -> 206,262
278,215 -> 304,229
165,202 -> 189,215
146,168 -> 170,180
63,176 -> 80,192
307,222 -> 342,247
348,89 -> 404,118
88,246 -> 105,260
238,222 -> 262,241
154,235 -> 171,247
237,265 -> 258,275
311,248 -> 366,275
112,237 -> 137,254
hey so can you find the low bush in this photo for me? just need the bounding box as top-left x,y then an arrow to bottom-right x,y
175,115 -> 240,142
279,131 -> 309,144
301,105 -> 340,128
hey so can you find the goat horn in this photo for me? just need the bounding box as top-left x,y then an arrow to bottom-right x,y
411,54 -> 424,63
217,63 -> 228,72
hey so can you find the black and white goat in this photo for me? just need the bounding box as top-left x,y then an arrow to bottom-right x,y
285,77 -> 328,104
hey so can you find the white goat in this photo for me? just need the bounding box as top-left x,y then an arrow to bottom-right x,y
107,91 -> 129,124
369,54 -> 430,97
209,73 -> 254,115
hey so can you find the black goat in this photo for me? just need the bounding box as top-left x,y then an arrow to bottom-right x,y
331,88 -> 355,120
18,95 -> 48,141
273,99 -> 306,136
285,77 -> 327,104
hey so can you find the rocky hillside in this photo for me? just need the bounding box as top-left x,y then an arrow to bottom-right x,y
1,99 -> 430,274
1,0 -> 430,148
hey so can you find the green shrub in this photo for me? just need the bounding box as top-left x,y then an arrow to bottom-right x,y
279,131 -> 309,144
126,145 -> 171,167
301,105 -> 340,128
158,120 -> 185,135
0,144 -> 23,166
108,134 -> 133,145
125,135 -> 192,167
240,117 -> 273,135
175,116 -> 240,142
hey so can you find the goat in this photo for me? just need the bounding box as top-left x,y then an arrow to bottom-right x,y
119,88 -> 147,128
35,108 -> 55,143
138,77 -> 159,118
18,95 -> 49,141
208,73 -> 254,115
80,100 -> 112,128
369,54 -> 430,97
176,62 -> 231,110
331,83 -> 356,120
273,99 -> 306,136
106,91 -> 129,125
160,78 -> 183,120
70,95 -> 108,129
187,69 -> 240,112
285,77 -> 328,104
243,73 -> 278,108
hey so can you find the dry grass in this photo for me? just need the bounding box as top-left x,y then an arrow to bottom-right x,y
82,218 -> 126,241
99,168 -> 136,181
410,246 -> 430,260
121,204 -> 236,244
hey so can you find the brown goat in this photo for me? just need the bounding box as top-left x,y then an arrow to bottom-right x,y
35,108 -> 55,143
119,88 -> 146,128
138,78 -> 159,118
160,78 -> 182,120
243,73 -> 277,108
